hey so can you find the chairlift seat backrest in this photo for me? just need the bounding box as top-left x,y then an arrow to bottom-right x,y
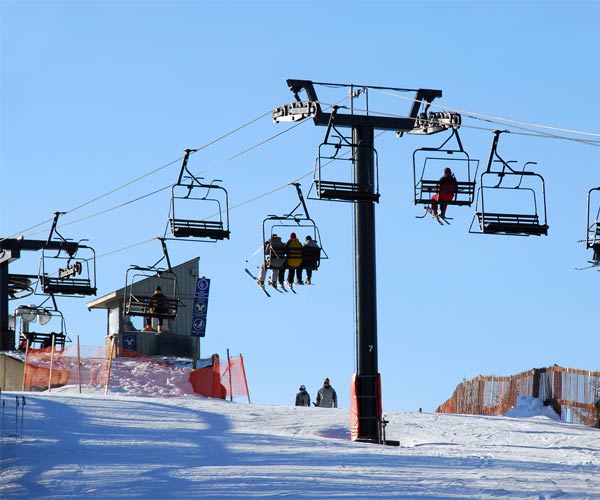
125,294 -> 179,320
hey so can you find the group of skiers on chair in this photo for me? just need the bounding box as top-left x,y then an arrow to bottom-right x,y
430,167 -> 458,219
257,232 -> 320,288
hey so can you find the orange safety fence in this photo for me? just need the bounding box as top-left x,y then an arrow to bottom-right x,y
436,365 -> 600,428
189,353 -> 250,402
23,342 -> 250,402
23,344 -> 110,391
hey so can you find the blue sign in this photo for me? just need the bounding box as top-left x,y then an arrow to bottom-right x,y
123,333 -> 136,351
191,277 -> 210,337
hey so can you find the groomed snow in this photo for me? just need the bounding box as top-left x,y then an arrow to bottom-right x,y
1,359 -> 599,499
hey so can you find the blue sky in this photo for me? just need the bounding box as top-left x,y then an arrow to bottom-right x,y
1,1 -> 598,412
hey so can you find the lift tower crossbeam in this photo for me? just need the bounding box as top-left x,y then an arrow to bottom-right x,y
274,79 -> 443,443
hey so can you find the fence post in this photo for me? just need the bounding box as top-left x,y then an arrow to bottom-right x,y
105,336 -> 115,396
21,340 -> 30,392
77,335 -> 82,394
48,338 -> 56,392
239,353 -> 251,404
532,368 -> 543,398
226,348 -> 233,402
477,378 -> 485,414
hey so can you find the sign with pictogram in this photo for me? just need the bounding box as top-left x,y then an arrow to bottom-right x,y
191,277 -> 210,337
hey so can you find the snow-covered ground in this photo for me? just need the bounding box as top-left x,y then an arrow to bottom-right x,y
2,359 -> 599,500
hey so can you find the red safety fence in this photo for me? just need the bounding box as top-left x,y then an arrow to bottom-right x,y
22,340 -> 250,402
189,353 -> 250,402
436,365 -> 600,428
23,344 -> 110,391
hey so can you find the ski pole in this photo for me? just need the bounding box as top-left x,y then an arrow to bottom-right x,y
15,396 -> 19,437
20,396 -> 26,440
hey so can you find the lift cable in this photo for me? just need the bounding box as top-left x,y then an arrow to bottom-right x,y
1,109 -> 274,242
344,99 -> 600,147
1,108 -> 314,242
90,128 -> 385,263
369,87 -> 600,140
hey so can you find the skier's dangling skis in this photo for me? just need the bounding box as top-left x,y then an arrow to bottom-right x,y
244,268 -> 271,297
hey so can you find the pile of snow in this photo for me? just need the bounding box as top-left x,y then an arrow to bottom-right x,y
505,395 -> 562,421
106,358 -> 196,397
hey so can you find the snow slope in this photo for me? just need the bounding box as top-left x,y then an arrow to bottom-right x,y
1,361 -> 599,500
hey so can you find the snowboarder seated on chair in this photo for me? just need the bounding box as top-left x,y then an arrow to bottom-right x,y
143,286 -> 167,332
430,167 -> 458,218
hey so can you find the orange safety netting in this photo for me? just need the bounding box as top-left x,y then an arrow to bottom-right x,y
188,354 -> 250,401
23,343 -> 249,401
23,345 -> 110,390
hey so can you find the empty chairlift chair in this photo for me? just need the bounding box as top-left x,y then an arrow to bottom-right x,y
168,149 -> 231,241
470,131 -> 549,237
312,108 -> 380,203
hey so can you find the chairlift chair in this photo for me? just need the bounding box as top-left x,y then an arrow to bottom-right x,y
123,265 -> 180,322
586,187 -> 600,260
261,184 -> 327,274
168,149 -> 231,241
39,243 -> 97,296
311,108 -> 380,203
38,212 -> 97,296
16,300 -> 69,351
413,127 -> 478,208
123,238 -> 180,322
470,131 -> 549,237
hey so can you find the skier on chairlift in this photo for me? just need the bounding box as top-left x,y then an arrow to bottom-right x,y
298,235 -> 320,285
257,234 -> 286,288
285,232 -> 303,286
144,286 -> 167,333
430,167 -> 458,219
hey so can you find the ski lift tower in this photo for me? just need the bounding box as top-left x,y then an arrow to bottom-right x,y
274,79 -> 445,443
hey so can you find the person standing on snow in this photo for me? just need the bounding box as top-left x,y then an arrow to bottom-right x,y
295,385 -> 311,406
315,378 -> 337,408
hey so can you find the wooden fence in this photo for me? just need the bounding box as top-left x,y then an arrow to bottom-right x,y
436,365 -> 600,428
